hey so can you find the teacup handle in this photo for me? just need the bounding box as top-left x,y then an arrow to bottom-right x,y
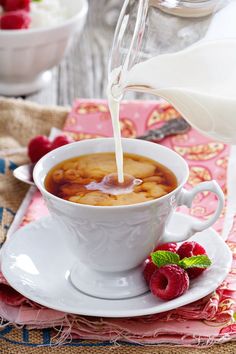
163,181 -> 224,243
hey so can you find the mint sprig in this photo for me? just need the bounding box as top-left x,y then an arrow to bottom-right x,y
151,251 -> 180,267
179,255 -> 212,269
151,250 -> 211,270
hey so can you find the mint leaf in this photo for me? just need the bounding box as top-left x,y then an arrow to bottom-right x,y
151,251 -> 180,268
179,255 -> 212,269
233,312 -> 236,322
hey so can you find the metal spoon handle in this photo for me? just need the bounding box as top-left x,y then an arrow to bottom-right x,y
137,117 -> 191,141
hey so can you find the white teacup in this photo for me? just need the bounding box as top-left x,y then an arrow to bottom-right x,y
34,138 -> 224,299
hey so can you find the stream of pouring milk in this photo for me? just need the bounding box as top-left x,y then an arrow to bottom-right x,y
107,38 -> 236,183
107,89 -> 124,183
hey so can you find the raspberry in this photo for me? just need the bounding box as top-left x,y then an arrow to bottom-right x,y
144,243 -> 178,284
154,242 -> 178,253
28,135 -> 51,163
0,10 -> 30,30
177,241 -> 206,258
3,0 -> 30,12
150,264 -> 189,300
51,135 -> 73,150
177,241 -> 207,279
143,259 -> 157,285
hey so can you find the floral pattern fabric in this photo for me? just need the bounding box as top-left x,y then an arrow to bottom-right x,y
1,99 -> 236,346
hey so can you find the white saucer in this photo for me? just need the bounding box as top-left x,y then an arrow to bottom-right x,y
0,213 -> 232,318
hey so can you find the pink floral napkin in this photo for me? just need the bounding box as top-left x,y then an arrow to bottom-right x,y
1,99 -> 236,346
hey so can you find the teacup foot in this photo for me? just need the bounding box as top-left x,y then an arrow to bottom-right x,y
70,261 -> 149,299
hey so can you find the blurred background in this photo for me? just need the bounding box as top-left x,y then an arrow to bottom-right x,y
23,0 -> 123,106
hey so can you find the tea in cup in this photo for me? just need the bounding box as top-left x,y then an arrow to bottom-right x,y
44,152 -> 178,206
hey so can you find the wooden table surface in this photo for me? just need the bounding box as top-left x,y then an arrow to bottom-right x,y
23,0 -> 132,106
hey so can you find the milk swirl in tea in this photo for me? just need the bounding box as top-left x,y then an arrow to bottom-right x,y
45,153 -> 177,206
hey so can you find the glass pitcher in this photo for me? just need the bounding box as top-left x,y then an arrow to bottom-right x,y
108,0 -> 236,143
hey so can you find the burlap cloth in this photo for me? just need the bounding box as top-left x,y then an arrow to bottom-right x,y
0,97 -> 236,354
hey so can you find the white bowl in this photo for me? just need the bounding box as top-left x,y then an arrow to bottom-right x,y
0,0 -> 88,96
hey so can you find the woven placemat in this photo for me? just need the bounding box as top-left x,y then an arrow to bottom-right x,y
0,97 -> 236,354
1,328 -> 236,353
